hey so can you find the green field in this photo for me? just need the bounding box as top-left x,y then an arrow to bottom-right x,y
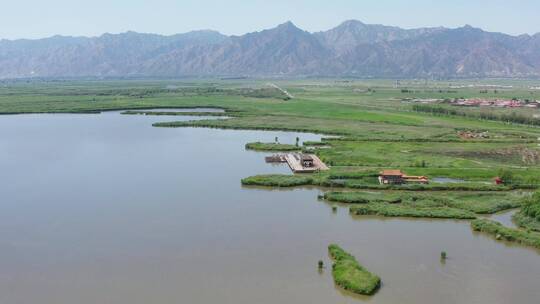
2,78 -> 540,249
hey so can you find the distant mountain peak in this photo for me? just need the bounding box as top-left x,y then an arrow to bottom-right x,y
460,24 -> 482,32
0,20 -> 539,79
339,19 -> 366,27
274,21 -> 303,32
279,20 -> 296,27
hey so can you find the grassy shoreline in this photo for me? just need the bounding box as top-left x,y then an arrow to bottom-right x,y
471,219 -> 540,249
350,204 -> 477,219
323,191 -> 524,214
121,110 -> 231,116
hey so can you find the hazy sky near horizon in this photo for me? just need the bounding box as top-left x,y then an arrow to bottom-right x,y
1,0 -> 539,39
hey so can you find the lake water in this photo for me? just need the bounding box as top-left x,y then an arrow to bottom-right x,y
0,111 -> 539,304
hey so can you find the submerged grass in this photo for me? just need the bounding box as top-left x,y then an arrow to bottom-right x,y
328,244 -> 381,296
471,219 -> 540,249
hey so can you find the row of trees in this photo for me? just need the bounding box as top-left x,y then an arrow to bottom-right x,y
412,104 -> 540,127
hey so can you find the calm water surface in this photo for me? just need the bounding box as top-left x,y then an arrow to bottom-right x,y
0,111 -> 539,304
488,209 -> 519,229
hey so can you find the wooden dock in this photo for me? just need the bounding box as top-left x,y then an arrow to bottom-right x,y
284,153 -> 329,173
266,153 -> 329,173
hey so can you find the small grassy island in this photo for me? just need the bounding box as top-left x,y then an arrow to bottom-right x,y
245,142 -> 301,151
328,244 -> 381,296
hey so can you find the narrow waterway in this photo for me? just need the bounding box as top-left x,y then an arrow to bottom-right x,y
488,209 -> 519,229
0,111 -> 538,304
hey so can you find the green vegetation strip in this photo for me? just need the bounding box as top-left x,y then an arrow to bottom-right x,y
241,174 -> 315,187
324,191 -> 401,204
241,174 -> 532,191
121,110 -> 230,116
412,104 -> 540,127
471,219 -> 540,249
328,244 -> 381,296
324,191 -> 524,214
514,192 -> 540,232
350,204 -> 477,219
245,142 -> 301,151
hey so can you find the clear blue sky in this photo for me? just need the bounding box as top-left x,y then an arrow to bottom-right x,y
1,0 -> 539,39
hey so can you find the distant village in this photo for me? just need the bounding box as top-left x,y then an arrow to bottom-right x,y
405,97 -> 540,108
450,98 -> 540,108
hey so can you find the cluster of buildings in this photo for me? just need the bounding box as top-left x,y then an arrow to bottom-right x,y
450,98 -> 540,108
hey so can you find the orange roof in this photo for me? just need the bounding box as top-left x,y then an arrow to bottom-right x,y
380,170 -> 403,176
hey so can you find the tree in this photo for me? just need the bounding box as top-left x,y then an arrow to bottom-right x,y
498,169 -> 514,185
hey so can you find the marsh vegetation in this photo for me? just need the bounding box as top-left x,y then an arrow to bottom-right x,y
328,244 -> 381,296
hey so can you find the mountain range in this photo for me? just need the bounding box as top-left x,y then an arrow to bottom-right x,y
1,20 -> 540,79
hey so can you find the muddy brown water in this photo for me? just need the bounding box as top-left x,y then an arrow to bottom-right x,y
0,111 -> 539,304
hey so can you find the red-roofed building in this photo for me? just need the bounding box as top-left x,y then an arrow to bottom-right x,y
379,170 -> 405,184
